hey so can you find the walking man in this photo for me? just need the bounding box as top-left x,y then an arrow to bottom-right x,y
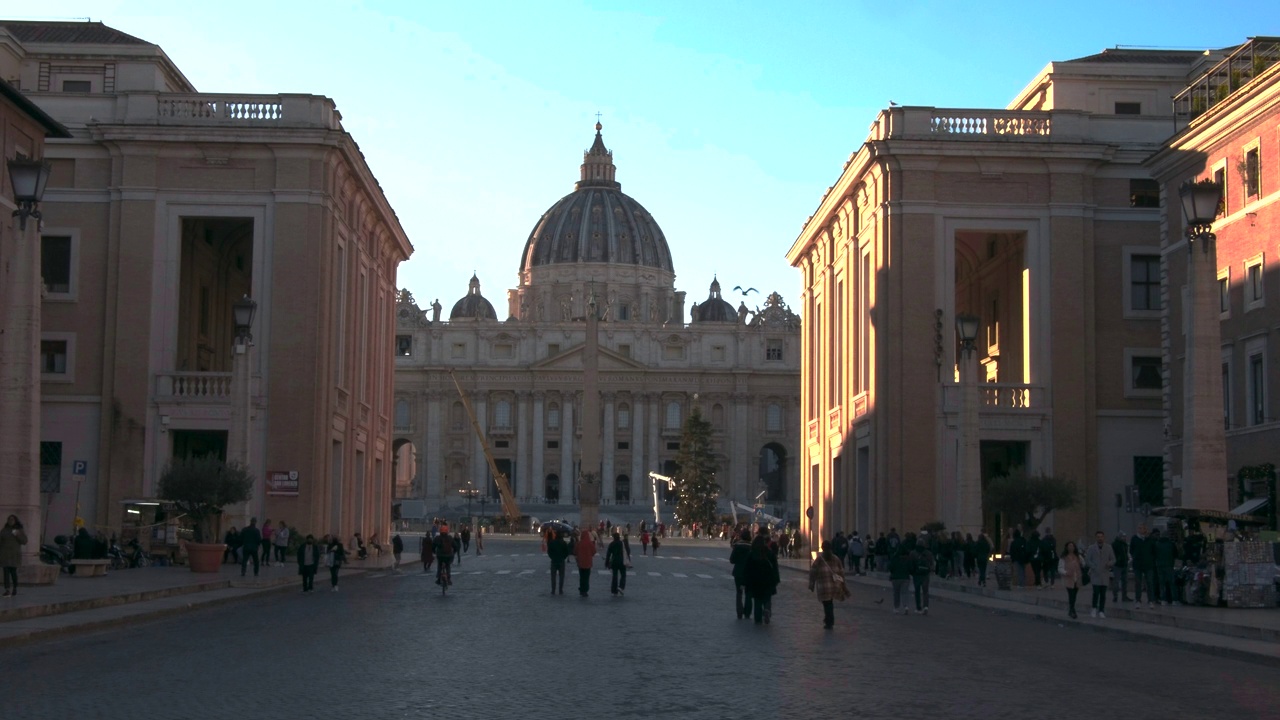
240,517 -> 262,577
1130,524 -> 1155,608
547,529 -> 569,595
1084,530 -> 1116,618
606,530 -> 627,596
574,528 -> 596,597
910,534 -> 934,615
730,529 -> 753,618
297,534 -> 321,593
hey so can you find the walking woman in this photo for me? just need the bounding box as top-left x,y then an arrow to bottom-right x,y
650,532 -> 661,557
888,545 -> 913,614
297,535 -> 321,593
325,535 -> 347,592
2,515 -> 29,597
809,541 -> 847,629
743,533 -> 780,624
1061,541 -> 1083,619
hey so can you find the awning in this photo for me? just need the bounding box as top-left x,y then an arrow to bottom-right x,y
1229,497 -> 1270,516
1149,506 -> 1269,525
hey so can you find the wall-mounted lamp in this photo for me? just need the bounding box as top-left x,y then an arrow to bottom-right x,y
7,157 -> 52,231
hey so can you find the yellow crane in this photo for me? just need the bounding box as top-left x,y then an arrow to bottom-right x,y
448,369 -> 521,526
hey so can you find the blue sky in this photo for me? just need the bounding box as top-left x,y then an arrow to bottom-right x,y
20,1 -> 1275,316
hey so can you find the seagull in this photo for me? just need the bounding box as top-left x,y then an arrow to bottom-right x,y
732,286 -> 758,297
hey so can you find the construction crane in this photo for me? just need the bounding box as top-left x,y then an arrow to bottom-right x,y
448,369 -> 521,527
648,471 -> 676,528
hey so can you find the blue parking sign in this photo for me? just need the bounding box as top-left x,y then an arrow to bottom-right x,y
72,460 -> 88,476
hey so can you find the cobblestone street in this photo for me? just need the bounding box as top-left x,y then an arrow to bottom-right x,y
3,537 -> 1277,719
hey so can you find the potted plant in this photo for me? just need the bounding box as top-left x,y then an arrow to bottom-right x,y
156,456 -> 254,573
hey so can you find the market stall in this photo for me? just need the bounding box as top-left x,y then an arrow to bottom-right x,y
1150,506 -> 1275,608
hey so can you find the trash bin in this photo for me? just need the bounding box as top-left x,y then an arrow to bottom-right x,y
992,560 -> 1013,591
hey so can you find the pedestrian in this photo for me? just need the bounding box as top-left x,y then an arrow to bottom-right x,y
574,528 -> 596,597
475,525 -> 484,556
650,532 -> 661,556
974,531 -> 992,586
324,535 -> 346,591
420,534 -> 435,573
809,541 -> 848,629
433,525 -> 455,586
547,529 -> 569,595
874,532 -> 889,572
260,519 -> 274,567
273,521 -> 290,564
1130,524 -> 1155,608
460,525 -> 471,554
888,544 -> 912,614
743,534 -> 779,624
640,528 -> 650,555
1008,529 -> 1028,588
240,517 -> 262,577
451,529 -> 462,566
832,531 -> 849,570
1083,530 -> 1115,618
962,533 -> 976,578
223,526 -> 240,564
352,532 -> 369,561
910,533 -> 934,615
1111,532 -> 1131,603
1152,528 -> 1179,605
297,534 -> 321,593
730,529 -> 753,619
1026,529 -> 1042,588
392,534 -> 404,571
1,514 -> 28,597
847,532 -> 865,576
1040,528 -> 1058,588
1060,541 -> 1083,619
606,530 -> 627,596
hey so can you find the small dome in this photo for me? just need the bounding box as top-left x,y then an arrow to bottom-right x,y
691,276 -> 737,323
450,274 -> 498,320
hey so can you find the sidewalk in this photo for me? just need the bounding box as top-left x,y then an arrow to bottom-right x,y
779,558 -> 1280,666
0,555 -> 394,647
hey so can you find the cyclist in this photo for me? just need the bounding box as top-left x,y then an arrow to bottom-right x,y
433,524 -> 456,587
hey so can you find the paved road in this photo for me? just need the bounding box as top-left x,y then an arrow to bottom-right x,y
3,537 -> 1277,719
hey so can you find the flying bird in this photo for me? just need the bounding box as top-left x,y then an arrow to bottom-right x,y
733,286 -> 758,297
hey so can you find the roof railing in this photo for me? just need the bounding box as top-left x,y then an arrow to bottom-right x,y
1173,37 -> 1280,121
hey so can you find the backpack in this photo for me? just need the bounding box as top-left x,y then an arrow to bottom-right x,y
913,550 -> 931,575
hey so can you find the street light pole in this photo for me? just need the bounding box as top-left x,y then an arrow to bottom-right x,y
227,295 -> 257,527
955,313 -> 982,537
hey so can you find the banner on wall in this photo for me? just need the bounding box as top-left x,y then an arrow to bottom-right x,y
267,470 -> 299,497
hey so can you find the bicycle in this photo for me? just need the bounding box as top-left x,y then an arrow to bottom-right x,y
438,559 -> 452,595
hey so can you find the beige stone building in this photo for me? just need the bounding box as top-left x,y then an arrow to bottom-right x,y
0,21 -> 412,544
394,124 -> 801,522
786,48 -> 1234,549
1146,37 -> 1280,522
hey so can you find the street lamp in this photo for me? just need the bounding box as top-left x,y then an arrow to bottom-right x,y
460,481 -> 477,524
955,313 -> 982,536
1178,178 -> 1228,509
7,157 -> 51,230
228,294 -> 257,525
232,294 -> 258,343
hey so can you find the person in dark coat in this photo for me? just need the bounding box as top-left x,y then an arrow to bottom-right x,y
324,535 -> 347,591
1008,529 -> 1028,588
910,534 -> 934,614
888,545 -> 913,613
1111,532 -> 1131,603
239,518 -> 262,577
1152,528 -> 1179,605
1130,524 -> 1155,607
1,515 -> 29,597
974,531 -> 992,587
420,534 -> 435,573
605,530 -> 627,596
392,534 -> 404,571
742,534 -> 780,624
1040,529 -> 1058,588
297,534 -> 321,593
223,526 -> 241,564
730,529 -> 753,618
546,530 -> 570,595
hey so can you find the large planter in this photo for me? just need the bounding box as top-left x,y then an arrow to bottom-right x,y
185,542 -> 226,573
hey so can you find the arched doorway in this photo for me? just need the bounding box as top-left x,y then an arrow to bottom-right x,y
759,443 -> 787,501
391,438 -> 417,498
545,474 -> 560,503
615,475 -> 630,504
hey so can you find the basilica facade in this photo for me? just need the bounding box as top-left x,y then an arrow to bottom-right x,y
394,124 -> 800,520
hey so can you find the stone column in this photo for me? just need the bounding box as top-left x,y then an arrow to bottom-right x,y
531,392 -> 545,500
473,393 -> 488,492
630,397 -> 645,506
560,395 -> 574,501
730,392 -> 749,502
957,346 -> 982,536
0,215 -> 42,566
516,391 -> 530,500
1182,236 -> 1228,509
647,394 -> 661,502
602,392 -> 615,504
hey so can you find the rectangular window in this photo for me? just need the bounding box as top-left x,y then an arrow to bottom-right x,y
547,343 -> 560,356
1218,268 -> 1230,317
39,441 -> 63,494
766,403 -> 782,432
1245,147 -> 1260,198
395,335 -> 412,357
547,407 -> 560,430
1134,456 -> 1163,507
617,344 -> 631,358
617,304 -> 630,321
765,340 -> 783,361
494,440 -> 509,449
1131,355 -> 1162,390
1249,353 -> 1266,425
662,344 -> 683,360
666,441 -> 681,451
860,252 -> 871,391
1214,167 -> 1226,217
617,408 -> 630,429
492,342 -> 514,359
665,402 -> 681,429
546,440 -> 559,449
1245,256 -> 1264,310
711,345 -> 726,362
61,80 -> 91,92
41,340 -> 68,374
41,235 -> 72,294
1222,361 -> 1232,430
1130,255 -> 1161,311
451,343 -> 466,359
834,279 -> 844,402
617,441 -> 630,450
1114,102 -> 1141,115
1129,179 -> 1160,208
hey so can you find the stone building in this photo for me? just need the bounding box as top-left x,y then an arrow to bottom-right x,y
786,48 -> 1234,549
394,124 -> 801,522
1146,37 -> 1280,521
0,21 -> 412,543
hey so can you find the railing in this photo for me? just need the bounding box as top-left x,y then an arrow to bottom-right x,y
158,97 -> 283,121
1174,37 -> 1280,121
930,111 -> 1051,137
155,372 -> 232,400
941,383 -> 1045,412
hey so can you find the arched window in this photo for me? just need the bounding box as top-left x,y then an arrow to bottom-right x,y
616,475 -> 631,504
766,403 -> 782,432
547,403 -> 561,430
494,399 -> 511,428
451,402 -> 464,430
712,403 -> 725,426
617,403 -> 630,430
395,399 -> 410,428
665,401 -> 681,429
759,443 -> 787,501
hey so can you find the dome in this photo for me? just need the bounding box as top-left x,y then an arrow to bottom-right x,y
450,274 -> 498,320
520,123 -> 675,274
691,277 -> 737,323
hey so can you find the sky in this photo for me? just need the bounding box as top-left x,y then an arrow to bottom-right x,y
16,1 -> 1277,318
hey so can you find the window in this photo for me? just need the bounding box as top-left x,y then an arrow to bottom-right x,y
41,339 -> 68,375
450,402 -> 464,430
547,404 -> 560,430
39,441 -> 63,494
1222,359 -> 1232,430
395,335 -> 412,357
667,441 -> 681,451
1129,179 -> 1160,208
617,304 -> 630,321
1134,456 -> 1163,507
1245,147 -> 1260,199
617,441 -> 630,450
712,403 -> 725,426
617,344 -> 631,358
494,440 -> 509,449
547,343 -> 560,356
1248,352 -> 1266,426
662,344 -> 683,360
546,440 -> 559,449
61,80 -> 91,92
492,342 -> 514,359
1131,355 -> 1162,391
665,401 -> 681,429
615,475 -> 630,504
711,345 -> 726,362
1245,255 -> 1265,311
766,339 -> 783,361
41,235 -> 73,295
494,400 -> 512,429
1114,102 -> 1141,115
766,403 -> 782,432
394,399 -> 410,428
617,404 -> 630,430
1218,268 -> 1231,318
451,342 -> 466,359
1130,254 -> 1161,311
1214,167 -> 1226,217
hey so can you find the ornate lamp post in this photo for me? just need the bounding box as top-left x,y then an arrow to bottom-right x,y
7,157 -> 51,231
460,481 -> 477,524
955,313 -> 983,536
1178,178 -> 1228,509
228,294 -> 257,523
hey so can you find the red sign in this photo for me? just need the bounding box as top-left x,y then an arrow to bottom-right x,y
267,470 -> 299,497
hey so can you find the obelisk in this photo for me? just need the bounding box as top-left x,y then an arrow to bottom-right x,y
578,284 -> 602,528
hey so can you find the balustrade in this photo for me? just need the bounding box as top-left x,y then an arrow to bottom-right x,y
930,111 -> 1051,137
156,372 -> 232,400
